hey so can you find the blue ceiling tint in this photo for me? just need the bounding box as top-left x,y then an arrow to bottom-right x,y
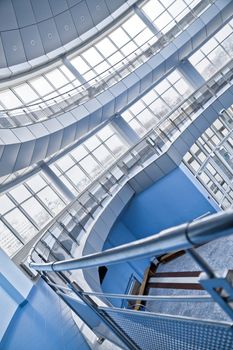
0,0 -> 129,72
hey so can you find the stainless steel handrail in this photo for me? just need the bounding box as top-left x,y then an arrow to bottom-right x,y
29,209 -> 233,272
26,60 -> 233,268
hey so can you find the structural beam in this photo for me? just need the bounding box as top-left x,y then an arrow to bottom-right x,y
178,59 -> 205,90
40,162 -> 75,202
111,114 -> 140,146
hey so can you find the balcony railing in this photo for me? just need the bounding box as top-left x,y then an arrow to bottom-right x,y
0,0 -> 212,128
25,56 -> 233,348
29,210 -> 233,350
25,57 -> 233,276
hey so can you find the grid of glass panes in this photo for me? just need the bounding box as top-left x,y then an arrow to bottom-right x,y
122,69 -> 193,137
140,0 -> 204,34
0,0 -> 212,123
0,64 -> 80,112
189,20 -> 233,80
183,109 -> 233,209
0,172 -> 67,257
49,124 -> 128,195
69,13 -> 157,85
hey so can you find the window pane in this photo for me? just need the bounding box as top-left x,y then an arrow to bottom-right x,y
30,77 -> 54,96
10,185 -> 31,203
71,145 -> 88,161
21,198 -> 51,227
37,188 -> 65,215
82,47 -> 103,67
79,155 -> 101,178
66,165 -> 90,191
26,174 -> 47,193
56,156 -> 75,172
0,89 -> 22,109
0,221 -> 23,256
45,69 -> 69,89
0,195 -> 14,215
13,83 -> 39,104
105,135 -> 127,156
92,145 -> 114,166
5,209 -> 37,242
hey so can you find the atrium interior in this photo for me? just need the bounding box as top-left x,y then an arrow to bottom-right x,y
1,1 -> 233,349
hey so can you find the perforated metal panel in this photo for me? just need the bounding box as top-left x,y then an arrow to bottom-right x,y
103,308 -> 233,350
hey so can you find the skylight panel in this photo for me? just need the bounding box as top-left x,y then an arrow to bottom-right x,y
168,0 -> 186,18
26,174 -> 47,193
92,145 -> 114,166
71,145 -> 88,161
154,11 -> 174,33
56,155 -> 75,172
37,187 -> 65,215
79,155 -> 101,177
84,135 -> 101,151
97,125 -> 114,141
66,166 -> 89,190
121,41 -> 138,56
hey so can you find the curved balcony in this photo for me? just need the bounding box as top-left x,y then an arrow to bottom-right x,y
0,0 -> 139,78
26,58 -> 233,295
0,0 -> 231,178
0,0 -> 215,129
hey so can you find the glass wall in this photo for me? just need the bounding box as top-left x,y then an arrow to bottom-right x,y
140,0 -> 203,34
0,172 -> 66,256
70,13 -> 156,85
189,20 -> 233,80
0,123 -> 128,256
183,107 -> 233,209
50,124 -> 128,195
122,69 -> 193,136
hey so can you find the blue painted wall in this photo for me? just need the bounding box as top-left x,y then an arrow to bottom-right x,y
102,167 -> 216,305
0,279 -> 90,350
122,167 -> 216,239
102,222 -> 149,307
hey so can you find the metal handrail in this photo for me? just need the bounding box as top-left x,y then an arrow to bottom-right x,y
29,209 -> 233,272
5,56 -> 233,192
26,60 -> 233,267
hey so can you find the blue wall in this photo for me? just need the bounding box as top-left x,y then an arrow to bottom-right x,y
102,222 -> 149,307
102,167 -> 216,305
0,279 -> 90,350
122,167 -> 216,238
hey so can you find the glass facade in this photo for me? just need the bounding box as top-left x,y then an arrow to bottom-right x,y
0,0 -> 233,260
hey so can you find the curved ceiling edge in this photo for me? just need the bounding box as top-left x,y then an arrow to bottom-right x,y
0,2 -> 231,177
0,0 -> 138,80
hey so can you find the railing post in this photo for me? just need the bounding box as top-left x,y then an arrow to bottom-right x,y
69,281 -> 140,350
